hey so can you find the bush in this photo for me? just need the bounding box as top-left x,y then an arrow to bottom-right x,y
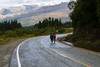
58,28 -> 65,33
33,28 -> 39,36
92,40 -> 100,51
21,28 -> 33,34
44,27 -> 57,35
5,30 -> 16,37
85,41 -> 92,45
0,31 -> 4,35
14,28 -> 33,37
14,29 -> 25,37
75,40 -> 84,47
64,28 -> 73,33
67,34 -> 72,38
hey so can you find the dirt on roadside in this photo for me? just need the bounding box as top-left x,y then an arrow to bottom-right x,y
0,38 -> 26,67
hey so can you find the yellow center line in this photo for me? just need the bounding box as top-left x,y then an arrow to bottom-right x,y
41,39 -> 91,67
47,47 -> 91,67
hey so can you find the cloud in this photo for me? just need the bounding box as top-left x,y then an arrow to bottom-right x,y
0,0 -> 70,6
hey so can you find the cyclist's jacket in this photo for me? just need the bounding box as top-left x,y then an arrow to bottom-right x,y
50,34 -> 53,37
53,34 -> 56,37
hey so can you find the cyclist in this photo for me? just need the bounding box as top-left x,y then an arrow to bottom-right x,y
53,33 -> 56,44
50,33 -> 53,43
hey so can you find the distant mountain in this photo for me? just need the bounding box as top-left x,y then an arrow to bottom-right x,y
0,5 -> 39,15
24,5 -> 39,11
8,5 -> 39,13
0,2 -> 71,26
0,9 -> 12,15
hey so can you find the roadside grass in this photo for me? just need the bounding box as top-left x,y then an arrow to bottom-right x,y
64,28 -> 73,33
0,38 -> 11,45
0,28 -> 73,45
0,34 -> 33,45
74,40 -> 100,52
64,33 -> 100,52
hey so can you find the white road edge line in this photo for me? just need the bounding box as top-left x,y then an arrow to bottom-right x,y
17,42 -> 23,67
41,39 -> 91,67
16,39 -> 31,67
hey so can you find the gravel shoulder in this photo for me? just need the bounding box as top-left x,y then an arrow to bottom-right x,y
0,38 -> 26,67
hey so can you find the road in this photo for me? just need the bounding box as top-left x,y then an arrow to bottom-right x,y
10,33 -> 100,67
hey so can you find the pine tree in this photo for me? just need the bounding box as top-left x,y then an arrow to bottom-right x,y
69,0 -> 98,33
0,20 -> 22,31
38,21 -> 42,29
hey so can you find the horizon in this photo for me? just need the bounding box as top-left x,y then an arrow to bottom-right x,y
0,0 -> 71,7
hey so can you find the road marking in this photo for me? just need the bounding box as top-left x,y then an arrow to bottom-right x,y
41,39 -> 91,67
17,42 -> 23,67
16,38 -> 36,67
16,38 -> 31,67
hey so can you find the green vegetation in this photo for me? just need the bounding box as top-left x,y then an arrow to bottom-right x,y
63,21 -> 72,28
0,28 -> 34,44
97,0 -> 100,21
66,0 -> 100,52
0,20 -> 22,31
0,20 -> 34,44
34,17 -> 73,35
0,17 -> 73,44
34,17 -> 63,29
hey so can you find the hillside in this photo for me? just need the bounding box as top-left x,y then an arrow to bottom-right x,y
0,2 -> 71,26
66,0 -> 100,52
0,5 -> 39,15
0,9 -> 12,15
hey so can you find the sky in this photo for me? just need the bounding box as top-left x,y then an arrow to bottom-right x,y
0,0 -> 71,7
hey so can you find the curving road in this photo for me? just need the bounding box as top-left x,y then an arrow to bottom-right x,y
10,33 -> 100,67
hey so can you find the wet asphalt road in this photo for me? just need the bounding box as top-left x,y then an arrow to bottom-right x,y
10,34 -> 100,67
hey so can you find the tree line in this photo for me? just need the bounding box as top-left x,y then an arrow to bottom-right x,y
0,20 -> 22,31
0,18 -> 72,38
34,17 -> 62,29
34,17 -> 72,29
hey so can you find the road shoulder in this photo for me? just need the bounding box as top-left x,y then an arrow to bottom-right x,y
58,40 -> 100,56
0,38 -> 26,67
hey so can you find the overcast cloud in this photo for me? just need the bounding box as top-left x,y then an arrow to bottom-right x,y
0,0 -> 70,6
